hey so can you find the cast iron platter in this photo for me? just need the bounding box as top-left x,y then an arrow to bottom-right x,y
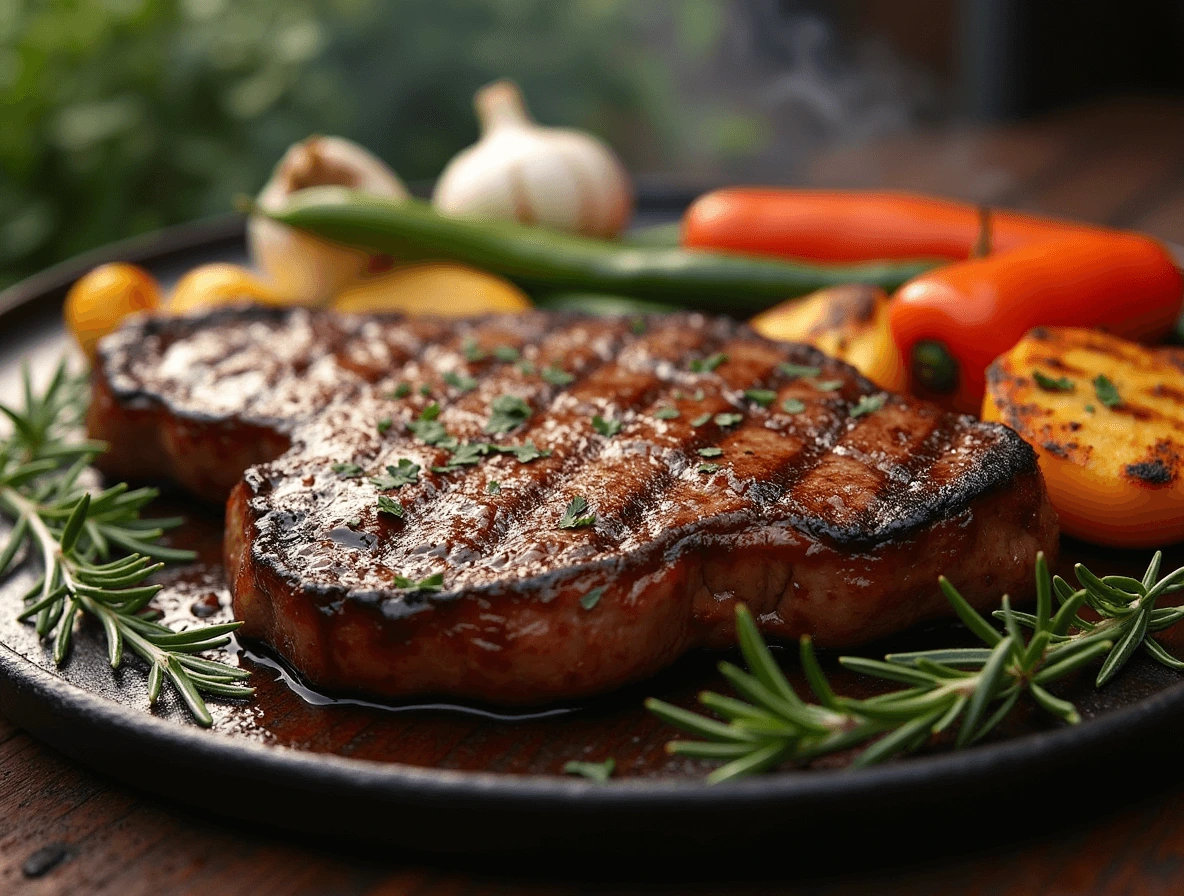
2,213 -> 1183,856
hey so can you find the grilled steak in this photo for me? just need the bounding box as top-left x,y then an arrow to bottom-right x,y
90,306 -> 1058,705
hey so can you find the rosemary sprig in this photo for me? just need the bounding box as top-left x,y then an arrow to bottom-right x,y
647,552 -> 1184,783
0,362 -> 253,727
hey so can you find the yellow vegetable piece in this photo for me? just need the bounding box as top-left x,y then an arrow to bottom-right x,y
169,263 -> 283,314
983,327 -> 1184,548
749,285 -> 906,392
64,262 -> 162,360
332,262 -> 531,317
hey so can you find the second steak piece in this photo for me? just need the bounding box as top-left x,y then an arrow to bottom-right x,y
92,308 -> 1058,705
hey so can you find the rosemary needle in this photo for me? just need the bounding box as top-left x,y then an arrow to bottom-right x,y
0,361 -> 252,727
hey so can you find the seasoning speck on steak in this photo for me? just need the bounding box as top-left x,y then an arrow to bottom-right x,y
89,307 -> 1058,705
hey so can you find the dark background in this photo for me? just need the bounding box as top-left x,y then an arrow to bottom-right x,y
2,0 -> 1182,290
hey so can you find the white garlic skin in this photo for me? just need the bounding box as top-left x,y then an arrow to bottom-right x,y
432,80 -> 633,239
248,135 -> 407,306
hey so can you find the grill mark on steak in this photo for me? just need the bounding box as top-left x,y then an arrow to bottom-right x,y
92,307 -> 1059,704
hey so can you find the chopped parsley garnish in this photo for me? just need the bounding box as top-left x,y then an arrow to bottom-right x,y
494,345 -> 520,362
408,403 -> 456,447
690,412 -> 712,427
1085,403 -> 1097,413
389,382 -> 411,399
697,462 -> 720,474
443,370 -> 477,393
486,395 -> 532,434
393,572 -> 444,593
781,398 -> 806,414
558,496 -> 595,529
849,393 -> 887,418
563,758 -> 615,782
517,360 -> 536,376
693,389 -> 705,401
654,407 -> 680,420
370,458 -> 421,489
433,441 -> 490,471
713,412 -> 742,427
1093,374 -> 1121,408
345,517 -> 361,529
419,384 -> 432,397
493,440 -> 551,463
698,447 -> 723,458
332,462 -> 363,479
690,352 -> 728,373
592,415 -> 622,437
486,480 -> 502,495
1033,370 -> 1074,392
541,365 -> 575,387
463,339 -> 486,362
744,389 -> 777,408
580,586 -> 606,611
377,417 -> 393,434
779,362 -> 822,379
376,496 -> 405,517
815,380 -> 844,392
630,317 -> 647,335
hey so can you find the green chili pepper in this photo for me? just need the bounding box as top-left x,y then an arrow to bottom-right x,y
255,189 -> 941,316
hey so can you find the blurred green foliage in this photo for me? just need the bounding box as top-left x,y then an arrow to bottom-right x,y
0,0 -> 745,287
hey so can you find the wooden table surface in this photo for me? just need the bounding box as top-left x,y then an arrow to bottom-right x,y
4,96 -> 1184,895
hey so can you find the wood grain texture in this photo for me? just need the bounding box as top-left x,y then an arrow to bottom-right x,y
5,96 -> 1184,894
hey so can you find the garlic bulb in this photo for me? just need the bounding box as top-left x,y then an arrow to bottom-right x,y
248,135 -> 408,306
432,80 -> 633,238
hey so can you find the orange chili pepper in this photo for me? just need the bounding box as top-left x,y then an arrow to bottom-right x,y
889,233 -> 1183,413
681,189 -> 1098,262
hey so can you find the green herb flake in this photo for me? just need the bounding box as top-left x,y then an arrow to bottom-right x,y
486,480 -> 502,495
486,395 -> 533,434
654,407 -> 680,420
408,403 -> 455,447
1093,374 -> 1121,408
377,417 -> 393,434
433,442 -> 491,472
563,758 -> 615,782
690,352 -> 728,373
849,393 -> 887,418
580,586 -> 606,611
542,365 -> 575,387
558,496 -> 595,529
781,398 -> 806,414
331,462 -> 363,479
370,458 -> 421,490
744,389 -> 777,408
517,360 -> 536,376
1085,403 -> 1097,414
778,362 -> 822,379
376,496 -> 405,518
345,517 -> 361,529
419,384 -> 432,397
697,462 -> 720,474
443,370 -> 477,393
698,447 -> 723,458
713,412 -> 742,427
693,389 -> 705,401
463,339 -> 486,362
493,440 -> 552,463
630,317 -> 647,335
690,412 -> 712,427
814,380 -> 844,392
392,572 -> 445,593
493,345 -> 520,362
592,415 -> 623,438
388,382 -> 411,399
1033,370 -> 1074,392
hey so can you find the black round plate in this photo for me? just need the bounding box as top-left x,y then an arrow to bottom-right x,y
2,215 -> 1184,855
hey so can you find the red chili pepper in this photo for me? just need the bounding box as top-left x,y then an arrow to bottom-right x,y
889,232 -> 1183,413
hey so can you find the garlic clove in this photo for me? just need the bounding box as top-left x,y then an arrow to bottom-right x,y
248,135 -> 408,306
432,80 -> 633,239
